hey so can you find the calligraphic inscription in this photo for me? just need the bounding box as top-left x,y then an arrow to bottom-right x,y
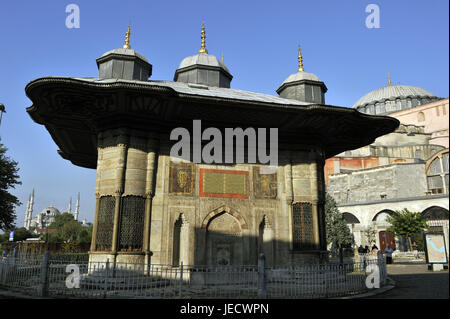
200,169 -> 248,198
169,162 -> 194,195
253,167 -> 277,199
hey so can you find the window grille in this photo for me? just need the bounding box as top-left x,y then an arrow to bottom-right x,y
96,196 -> 115,251
118,196 -> 145,252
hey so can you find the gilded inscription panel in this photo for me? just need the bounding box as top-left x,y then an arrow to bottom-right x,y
200,169 -> 248,198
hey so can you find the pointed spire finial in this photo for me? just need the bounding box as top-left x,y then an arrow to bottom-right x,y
123,26 -> 131,49
388,72 -> 392,86
198,18 -> 208,54
298,45 -> 304,72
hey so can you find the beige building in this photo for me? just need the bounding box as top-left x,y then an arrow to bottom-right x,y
389,98 -> 449,148
327,81 -> 449,254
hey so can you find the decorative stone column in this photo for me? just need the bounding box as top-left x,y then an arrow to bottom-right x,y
143,137 -> 159,270
262,215 -> 274,267
284,152 -> 294,251
309,159 -> 320,249
178,213 -> 190,266
111,133 -> 129,263
90,193 -> 101,252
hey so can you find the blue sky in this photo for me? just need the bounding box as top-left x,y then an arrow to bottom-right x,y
0,0 -> 448,228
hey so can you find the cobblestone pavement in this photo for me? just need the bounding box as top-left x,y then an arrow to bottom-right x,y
367,263 -> 449,299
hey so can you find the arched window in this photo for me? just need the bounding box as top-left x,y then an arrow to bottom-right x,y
426,150 -> 449,194
372,209 -> 395,222
342,212 -> 360,224
422,206 -> 449,220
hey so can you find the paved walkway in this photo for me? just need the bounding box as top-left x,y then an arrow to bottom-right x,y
367,263 -> 449,299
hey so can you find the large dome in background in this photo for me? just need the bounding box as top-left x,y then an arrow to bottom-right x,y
353,84 -> 440,115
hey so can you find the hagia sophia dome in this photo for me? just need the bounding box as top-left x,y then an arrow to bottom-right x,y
353,75 -> 441,116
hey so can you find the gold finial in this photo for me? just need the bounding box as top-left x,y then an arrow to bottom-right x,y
123,26 -> 131,49
388,72 -> 392,86
198,18 -> 208,54
221,53 -> 224,62
297,45 -> 304,72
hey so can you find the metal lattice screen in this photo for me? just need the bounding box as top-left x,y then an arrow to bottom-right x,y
292,202 -> 315,250
96,196 -> 115,251
119,196 -> 146,252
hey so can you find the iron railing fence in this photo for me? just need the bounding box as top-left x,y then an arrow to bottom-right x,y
0,253 -> 387,299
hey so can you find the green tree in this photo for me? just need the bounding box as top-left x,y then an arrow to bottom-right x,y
386,208 -> 428,251
77,224 -> 93,244
325,193 -> 354,252
61,220 -> 82,242
0,138 -> 21,230
43,213 -> 90,244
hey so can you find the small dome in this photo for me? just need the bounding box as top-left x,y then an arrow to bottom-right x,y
100,48 -> 149,63
178,53 -> 231,74
174,52 -> 233,88
353,85 -> 437,109
96,27 -> 152,81
281,70 -> 321,85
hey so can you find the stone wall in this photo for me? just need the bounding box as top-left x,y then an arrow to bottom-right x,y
328,163 -> 428,205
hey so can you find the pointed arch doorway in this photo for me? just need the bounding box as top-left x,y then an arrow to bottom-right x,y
202,206 -> 247,266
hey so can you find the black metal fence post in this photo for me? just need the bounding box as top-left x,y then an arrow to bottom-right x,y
258,253 -> 266,298
39,251 -> 50,297
179,262 -> 184,299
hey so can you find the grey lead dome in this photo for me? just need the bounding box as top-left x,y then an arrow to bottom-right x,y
178,53 -> 231,74
353,84 -> 440,115
174,52 -> 233,88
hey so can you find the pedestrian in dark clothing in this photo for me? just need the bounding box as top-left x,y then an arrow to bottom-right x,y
385,244 -> 393,264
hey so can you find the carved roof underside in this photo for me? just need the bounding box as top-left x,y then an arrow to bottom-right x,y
25,77 -> 400,169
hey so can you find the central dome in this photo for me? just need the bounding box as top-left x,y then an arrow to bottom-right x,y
178,53 -> 231,74
353,84 -> 439,115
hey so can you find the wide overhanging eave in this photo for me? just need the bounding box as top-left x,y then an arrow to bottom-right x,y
25,77 -> 400,167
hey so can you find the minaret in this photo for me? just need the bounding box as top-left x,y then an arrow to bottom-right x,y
198,18 -> 208,54
388,72 -> 392,86
28,189 -> 34,229
68,197 -> 72,215
24,189 -> 35,230
24,194 -> 31,229
74,192 -> 80,221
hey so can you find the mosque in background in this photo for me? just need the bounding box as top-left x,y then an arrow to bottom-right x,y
23,190 -> 87,232
325,74 -> 449,254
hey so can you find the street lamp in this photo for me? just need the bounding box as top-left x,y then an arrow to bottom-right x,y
0,103 -> 5,127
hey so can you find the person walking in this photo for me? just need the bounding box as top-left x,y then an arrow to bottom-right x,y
412,241 -> 419,259
385,244 -> 393,264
